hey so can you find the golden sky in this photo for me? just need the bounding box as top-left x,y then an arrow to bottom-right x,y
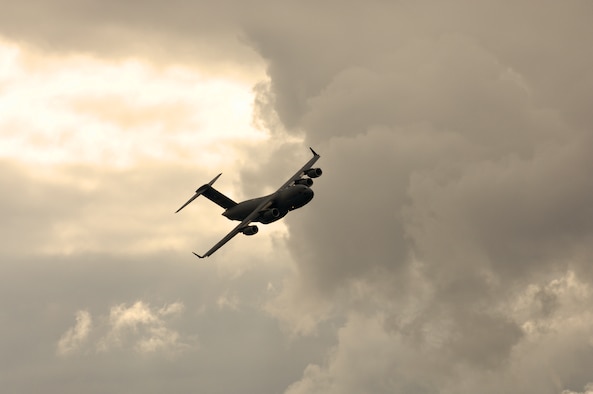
0,37 -> 266,167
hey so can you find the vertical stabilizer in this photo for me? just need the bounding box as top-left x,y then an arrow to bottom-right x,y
201,187 -> 237,209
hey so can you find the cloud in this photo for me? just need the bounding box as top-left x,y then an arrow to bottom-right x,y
240,1 -> 593,392
285,312 -> 439,394
0,53 -> 270,258
57,310 -> 92,356
56,301 -> 193,356
283,272 -> 593,394
563,384 -> 593,394
0,0 -> 264,76
0,44 -> 264,167
98,301 -> 190,355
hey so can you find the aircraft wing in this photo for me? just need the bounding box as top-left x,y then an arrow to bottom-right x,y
194,147 -> 320,258
276,147 -> 321,191
194,200 -> 273,258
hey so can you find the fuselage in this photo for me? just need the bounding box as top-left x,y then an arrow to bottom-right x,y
222,185 -> 314,223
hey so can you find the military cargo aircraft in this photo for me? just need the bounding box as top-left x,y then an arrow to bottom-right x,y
176,148 -> 321,258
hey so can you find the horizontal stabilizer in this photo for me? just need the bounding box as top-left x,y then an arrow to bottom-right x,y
175,173 -> 222,213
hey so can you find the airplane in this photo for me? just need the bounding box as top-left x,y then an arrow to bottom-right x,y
176,147 -> 322,258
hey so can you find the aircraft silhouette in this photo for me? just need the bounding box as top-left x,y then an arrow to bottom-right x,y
176,147 -> 322,258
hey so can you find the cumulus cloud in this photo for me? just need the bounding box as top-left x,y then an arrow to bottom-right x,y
283,272 -> 593,394
57,310 -> 92,356
563,384 -> 593,394
57,301 -> 193,357
240,0 -> 593,392
98,301 -> 191,355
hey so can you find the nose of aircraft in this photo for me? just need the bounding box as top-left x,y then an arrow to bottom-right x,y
284,185 -> 315,210
303,186 -> 314,201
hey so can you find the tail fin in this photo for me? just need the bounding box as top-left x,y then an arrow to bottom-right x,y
175,173 -> 237,213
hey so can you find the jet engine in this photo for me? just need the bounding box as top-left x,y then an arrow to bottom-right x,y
295,178 -> 314,186
304,168 -> 322,178
260,208 -> 281,222
240,225 -> 259,236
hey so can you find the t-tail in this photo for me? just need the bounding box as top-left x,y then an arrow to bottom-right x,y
175,173 -> 237,213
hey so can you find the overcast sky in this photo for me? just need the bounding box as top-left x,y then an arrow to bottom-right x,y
2,1 -> 593,393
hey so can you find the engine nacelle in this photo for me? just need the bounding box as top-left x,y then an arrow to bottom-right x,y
295,178 -> 314,187
260,208 -> 281,222
240,225 -> 259,236
304,168 -> 322,178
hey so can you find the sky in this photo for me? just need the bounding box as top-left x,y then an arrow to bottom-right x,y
1,1 -> 593,393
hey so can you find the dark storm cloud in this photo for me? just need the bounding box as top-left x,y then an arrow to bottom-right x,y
247,0 -> 593,136
241,0 -> 593,392
245,0 -> 593,291
406,134 -> 593,281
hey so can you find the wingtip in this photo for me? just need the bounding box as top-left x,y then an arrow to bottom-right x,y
209,173 -> 222,186
310,147 -> 319,156
193,252 -> 206,259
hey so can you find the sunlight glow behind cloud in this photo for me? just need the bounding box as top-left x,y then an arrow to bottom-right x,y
0,39 -> 267,168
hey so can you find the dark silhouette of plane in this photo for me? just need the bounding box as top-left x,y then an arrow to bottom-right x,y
176,147 -> 321,258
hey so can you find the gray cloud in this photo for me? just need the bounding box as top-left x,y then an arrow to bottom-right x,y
0,0 -> 260,72
242,0 -> 593,392
0,248 -> 334,394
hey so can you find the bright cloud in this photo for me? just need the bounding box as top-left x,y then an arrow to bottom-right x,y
57,301 -> 193,357
0,39 -> 266,168
563,384 -> 593,394
98,301 -> 190,355
57,310 -> 92,356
